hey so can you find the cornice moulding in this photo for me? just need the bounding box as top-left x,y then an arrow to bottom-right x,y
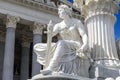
4,0 -> 58,14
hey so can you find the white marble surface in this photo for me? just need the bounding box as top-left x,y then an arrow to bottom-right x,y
30,72 -> 96,80
83,0 -> 120,67
34,4 -> 90,77
105,77 -> 115,80
116,76 -> 120,80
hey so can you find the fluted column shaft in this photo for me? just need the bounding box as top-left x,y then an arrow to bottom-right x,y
82,0 -> 119,66
86,13 -> 118,61
2,15 -> 20,80
20,41 -> 30,80
32,22 -> 43,77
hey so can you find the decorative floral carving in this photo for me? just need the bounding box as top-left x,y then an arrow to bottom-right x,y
82,0 -> 118,18
6,15 -> 20,28
32,22 -> 44,35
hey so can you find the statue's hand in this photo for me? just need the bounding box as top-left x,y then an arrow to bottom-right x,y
76,44 -> 88,58
79,44 -> 88,53
47,20 -> 53,32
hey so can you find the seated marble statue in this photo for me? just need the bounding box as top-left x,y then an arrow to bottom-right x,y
34,4 -> 90,77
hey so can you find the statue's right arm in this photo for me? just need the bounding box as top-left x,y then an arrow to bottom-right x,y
51,24 -> 59,37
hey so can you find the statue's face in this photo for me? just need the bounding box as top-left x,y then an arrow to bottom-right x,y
58,8 -> 67,19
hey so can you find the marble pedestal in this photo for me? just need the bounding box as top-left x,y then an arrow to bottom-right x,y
89,64 -> 120,80
29,72 -> 95,80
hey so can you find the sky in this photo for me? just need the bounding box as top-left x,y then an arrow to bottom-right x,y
68,0 -> 120,40
115,4 -> 120,40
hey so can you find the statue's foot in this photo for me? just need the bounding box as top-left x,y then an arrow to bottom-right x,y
40,69 -> 52,75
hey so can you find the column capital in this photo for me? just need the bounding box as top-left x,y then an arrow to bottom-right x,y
82,0 -> 118,18
32,22 -> 44,35
22,42 -> 30,48
6,15 -> 20,29
21,35 -> 31,48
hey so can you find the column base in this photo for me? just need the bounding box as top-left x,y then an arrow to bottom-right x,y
89,61 -> 120,79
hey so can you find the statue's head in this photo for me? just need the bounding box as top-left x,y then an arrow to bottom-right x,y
58,5 -> 72,19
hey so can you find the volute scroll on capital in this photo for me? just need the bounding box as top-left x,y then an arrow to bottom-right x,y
5,15 -> 20,29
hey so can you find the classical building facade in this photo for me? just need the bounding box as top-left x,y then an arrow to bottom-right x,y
0,0 -> 119,80
0,0 -> 81,80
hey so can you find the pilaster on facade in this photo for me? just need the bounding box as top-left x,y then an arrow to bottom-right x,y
6,15 -> 20,29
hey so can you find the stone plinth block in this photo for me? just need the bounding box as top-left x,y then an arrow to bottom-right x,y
89,64 -> 120,79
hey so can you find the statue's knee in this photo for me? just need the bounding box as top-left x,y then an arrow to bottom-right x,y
57,40 -> 66,46
116,76 -> 120,80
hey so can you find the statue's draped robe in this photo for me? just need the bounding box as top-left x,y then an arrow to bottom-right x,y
34,22 -> 90,77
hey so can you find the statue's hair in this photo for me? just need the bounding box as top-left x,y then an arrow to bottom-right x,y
58,4 -> 72,17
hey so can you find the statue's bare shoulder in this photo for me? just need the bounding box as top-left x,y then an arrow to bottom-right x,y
73,18 -> 83,27
53,21 -> 66,30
